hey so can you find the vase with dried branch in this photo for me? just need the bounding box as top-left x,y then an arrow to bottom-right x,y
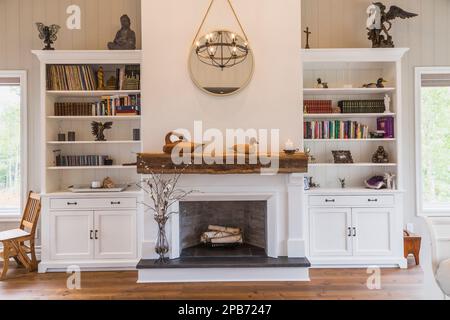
137,167 -> 194,264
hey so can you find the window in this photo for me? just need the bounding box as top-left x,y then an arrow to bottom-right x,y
0,71 -> 27,217
415,67 -> 450,215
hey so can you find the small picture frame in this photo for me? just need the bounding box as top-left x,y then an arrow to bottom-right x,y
332,150 -> 354,164
304,177 -> 310,191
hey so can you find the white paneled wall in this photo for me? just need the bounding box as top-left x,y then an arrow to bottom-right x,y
0,0 -> 141,210
302,0 -> 450,224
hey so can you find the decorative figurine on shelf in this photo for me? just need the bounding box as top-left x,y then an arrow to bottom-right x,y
232,137 -> 259,155
363,78 -> 388,88
365,175 -> 387,190
339,178 -> 346,189
308,177 -> 320,189
304,27 -> 312,49
304,147 -> 317,164
384,173 -> 396,190
372,146 -> 389,163
97,67 -> 106,90
332,151 -> 354,164
36,23 -> 61,50
163,132 -> 205,155
108,15 -> 136,50
91,121 -> 113,141
366,3 -> 418,48
102,177 -> 116,189
384,94 -> 391,113
316,78 -> 329,89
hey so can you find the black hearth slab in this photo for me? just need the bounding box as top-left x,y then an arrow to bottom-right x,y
137,257 -> 311,269
181,244 -> 267,258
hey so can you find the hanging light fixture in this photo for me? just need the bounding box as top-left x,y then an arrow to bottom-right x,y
192,0 -> 250,70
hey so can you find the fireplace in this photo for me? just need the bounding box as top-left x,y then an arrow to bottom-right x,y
179,201 -> 268,258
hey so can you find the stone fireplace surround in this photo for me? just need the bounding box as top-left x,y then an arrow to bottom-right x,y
137,174 -> 311,283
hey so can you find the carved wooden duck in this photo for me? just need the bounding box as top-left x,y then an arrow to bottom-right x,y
163,132 -> 204,154
231,138 -> 259,155
363,78 -> 388,88
316,78 -> 329,89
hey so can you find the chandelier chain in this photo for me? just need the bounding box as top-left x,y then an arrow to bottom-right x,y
192,0 -> 249,46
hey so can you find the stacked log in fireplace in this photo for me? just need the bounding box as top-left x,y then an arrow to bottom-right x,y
200,225 -> 243,247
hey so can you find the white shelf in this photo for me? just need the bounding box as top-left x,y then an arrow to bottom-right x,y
47,116 -> 141,120
309,163 -> 398,168
303,88 -> 395,95
305,139 -> 396,142
304,113 -> 396,119
301,48 -> 410,63
47,166 -> 137,170
46,90 -> 140,97
47,141 -> 141,145
305,188 -> 404,195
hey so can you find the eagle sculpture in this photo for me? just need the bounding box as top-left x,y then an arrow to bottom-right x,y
367,3 -> 418,48
36,23 -> 60,50
91,122 -> 113,142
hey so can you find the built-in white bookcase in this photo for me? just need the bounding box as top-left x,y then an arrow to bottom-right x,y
302,48 -> 409,192
33,51 -> 142,194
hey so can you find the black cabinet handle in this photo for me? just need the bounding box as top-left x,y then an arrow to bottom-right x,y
368,199 -> 378,202
353,227 -> 357,237
325,199 -> 336,203
67,202 -> 78,206
348,227 -> 352,237
90,230 -> 94,240
111,201 -> 121,205
95,230 -> 99,240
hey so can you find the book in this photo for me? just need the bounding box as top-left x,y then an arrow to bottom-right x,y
304,120 -> 370,140
47,65 -> 97,91
338,100 -> 385,114
304,100 -> 333,114
377,116 -> 395,138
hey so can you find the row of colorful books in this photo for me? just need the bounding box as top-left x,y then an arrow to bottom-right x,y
47,65 -> 97,91
304,120 -> 370,140
53,94 -> 141,116
55,155 -> 111,167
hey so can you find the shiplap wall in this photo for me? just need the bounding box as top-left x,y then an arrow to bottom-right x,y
302,0 -> 450,225
0,0 -> 141,229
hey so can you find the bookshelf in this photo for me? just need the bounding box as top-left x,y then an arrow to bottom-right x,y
302,48 -> 409,191
33,50 -> 142,194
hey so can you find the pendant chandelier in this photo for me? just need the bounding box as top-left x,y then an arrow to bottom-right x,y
193,0 -> 250,70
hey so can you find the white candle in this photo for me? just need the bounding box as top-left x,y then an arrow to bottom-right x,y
285,139 -> 295,150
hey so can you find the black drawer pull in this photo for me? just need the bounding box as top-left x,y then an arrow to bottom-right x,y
90,230 -> 94,240
67,202 -> 78,206
353,227 -> 357,237
348,227 -> 352,237
325,199 -> 336,203
368,199 -> 379,202
111,201 -> 121,205
95,230 -> 99,240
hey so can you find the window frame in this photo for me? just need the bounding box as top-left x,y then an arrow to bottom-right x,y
415,67 -> 450,216
0,70 -> 27,220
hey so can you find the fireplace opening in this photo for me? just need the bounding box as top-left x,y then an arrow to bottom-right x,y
179,201 -> 268,258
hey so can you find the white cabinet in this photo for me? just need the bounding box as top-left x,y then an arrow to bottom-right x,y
307,192 -> 406,268
40,194 -> 141,273
309,208 -> 352,257
352,208 -> 393,256
94,211 -> 136,260
50,211 -> 94,260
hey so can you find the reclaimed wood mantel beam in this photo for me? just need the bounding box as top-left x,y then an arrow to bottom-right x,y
137,153 -> 308,175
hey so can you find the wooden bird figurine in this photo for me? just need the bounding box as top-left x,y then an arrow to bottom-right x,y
231,138 -> 259,155
163,132 -> 204,154
316,78 -> 329,89
363,78 -> 388,88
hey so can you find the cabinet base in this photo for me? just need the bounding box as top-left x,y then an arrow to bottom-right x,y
38,260 -> 139,273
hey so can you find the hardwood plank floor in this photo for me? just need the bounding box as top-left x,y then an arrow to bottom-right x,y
0,263 -> 425,300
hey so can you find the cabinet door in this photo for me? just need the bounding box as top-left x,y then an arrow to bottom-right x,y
50,211 -> 94,260
94,211 -> 137,260
309,208 -> 353,256
352,208 -> 394,256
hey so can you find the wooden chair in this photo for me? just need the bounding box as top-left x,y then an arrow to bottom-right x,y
0,192 -> 41,280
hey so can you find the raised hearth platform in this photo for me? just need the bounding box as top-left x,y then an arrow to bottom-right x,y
136,257 -> 311,283
181,244 -> 267,258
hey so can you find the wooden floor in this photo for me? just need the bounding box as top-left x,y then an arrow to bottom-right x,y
0,262 -> 425,300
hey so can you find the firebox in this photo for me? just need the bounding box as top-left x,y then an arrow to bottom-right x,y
179,201 -> 268,258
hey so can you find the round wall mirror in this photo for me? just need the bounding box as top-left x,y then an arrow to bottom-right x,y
189,30 -> 254,96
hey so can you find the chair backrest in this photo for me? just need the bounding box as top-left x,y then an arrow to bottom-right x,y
426,217 -> 450,274
20,192 -> 41,235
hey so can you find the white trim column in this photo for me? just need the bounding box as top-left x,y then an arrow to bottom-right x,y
287,174 -> 306,257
